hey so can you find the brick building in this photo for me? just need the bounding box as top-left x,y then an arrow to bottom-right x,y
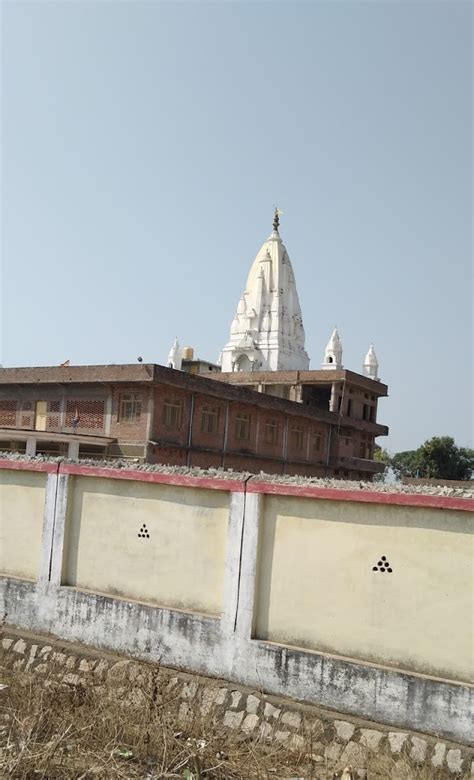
0,363 -> 387,479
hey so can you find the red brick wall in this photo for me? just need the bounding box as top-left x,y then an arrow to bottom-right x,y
150,443 -> 187,467
0,400 -> 17,427
286,463 -> 327,478
222,453 -> 283,475
63,399 -> 105,434
189,450 -> 223,469
0,393 -> 109,435
153,387 -> 191,448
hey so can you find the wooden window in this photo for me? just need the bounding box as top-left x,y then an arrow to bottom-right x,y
200,406 -> 219,434
35,401 -> 47,431
235,413 -> 251,440
264,418 -> 279,444
119,393 -> 142,422
162,399 -> 182,430
290,424 -> 304,450
311,431 -> 324,452
359,434 -> 374,459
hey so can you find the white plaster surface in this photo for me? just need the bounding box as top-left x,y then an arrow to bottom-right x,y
253,494 -> 473,681
63,476 -> 229,614
0,469 -> 46,580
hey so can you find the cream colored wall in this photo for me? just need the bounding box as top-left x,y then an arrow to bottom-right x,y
63,476 -> 229,615
0,469 -> 46,580
254,495 -> 474,682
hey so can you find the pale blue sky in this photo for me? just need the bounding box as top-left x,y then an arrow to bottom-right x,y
1,0 -> 472,453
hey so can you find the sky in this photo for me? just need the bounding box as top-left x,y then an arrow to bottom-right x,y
1,0 -> 472,454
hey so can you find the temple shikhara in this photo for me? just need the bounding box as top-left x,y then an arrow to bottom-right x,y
0,211 -> 388,479
220,209 -> 310,373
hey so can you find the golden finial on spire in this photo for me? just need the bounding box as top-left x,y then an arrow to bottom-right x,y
273,206 -> 283,231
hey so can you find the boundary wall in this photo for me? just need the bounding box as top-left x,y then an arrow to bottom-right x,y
0,458 -> 473,745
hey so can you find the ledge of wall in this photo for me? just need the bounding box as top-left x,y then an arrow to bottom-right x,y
1,457 -> 473,510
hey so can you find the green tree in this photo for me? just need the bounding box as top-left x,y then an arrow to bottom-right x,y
390,449 -> 421,479
372,445 -> 392,481
391,437 -> 474,481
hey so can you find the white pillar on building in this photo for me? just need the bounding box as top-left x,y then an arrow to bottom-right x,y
68,440 -> 80,460
25,437 -> 37,457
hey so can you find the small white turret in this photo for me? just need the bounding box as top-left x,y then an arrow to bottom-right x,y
322,327 -> 343,370
363,344 -> 379,381
167,337 -> 182,371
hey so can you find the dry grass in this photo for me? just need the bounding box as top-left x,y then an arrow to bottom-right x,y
0,664 -> 310,779
0,662 -> 468,779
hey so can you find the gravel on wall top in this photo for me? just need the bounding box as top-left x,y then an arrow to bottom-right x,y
0,450 -> 472,499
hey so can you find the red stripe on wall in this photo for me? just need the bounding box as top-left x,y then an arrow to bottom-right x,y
246,480 -> 474,512
58,463 -> 247,492
0,458 -> 59,474
0,458 -> 472,510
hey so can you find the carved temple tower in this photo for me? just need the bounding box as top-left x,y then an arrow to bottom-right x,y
220,210 -> 310,372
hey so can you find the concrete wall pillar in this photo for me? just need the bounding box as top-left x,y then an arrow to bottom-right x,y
104,392 -> 113,436
25,437 -> 37,457
37,471 -> 70,590
221,491 -> 246,636
221,490 -> 262,640
49,474 -> 70,586
38,472 -> 59,590
234,492 -> 261,639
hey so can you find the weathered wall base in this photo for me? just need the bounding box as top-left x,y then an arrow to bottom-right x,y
2,628 -> 473,779
2,576 -> 473,748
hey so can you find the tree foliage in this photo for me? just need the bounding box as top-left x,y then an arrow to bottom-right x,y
390,437 -> 474,481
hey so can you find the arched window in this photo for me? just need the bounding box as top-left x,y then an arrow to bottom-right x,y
235,355 -> 251,372
327,356 -> 333,364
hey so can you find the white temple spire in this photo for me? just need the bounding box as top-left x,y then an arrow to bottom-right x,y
220,210 -> 309,372
322,327 -> 343,370
167,337 -> 182,370
363,343 -> 379,381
